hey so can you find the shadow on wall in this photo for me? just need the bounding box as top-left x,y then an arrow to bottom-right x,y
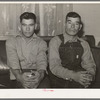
77,21 -> 95,47
83,35 -> 95,47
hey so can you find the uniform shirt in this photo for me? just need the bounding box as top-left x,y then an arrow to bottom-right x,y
6,33 -> 47,80
49,33 -> 96,80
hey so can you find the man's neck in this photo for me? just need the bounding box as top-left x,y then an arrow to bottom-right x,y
22,34 -> 34,43
24,36 -> 33,43
63,33 -> 77,43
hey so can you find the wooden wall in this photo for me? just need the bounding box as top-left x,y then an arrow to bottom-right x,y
73,3 -> 100,45
0,3 -> 73,40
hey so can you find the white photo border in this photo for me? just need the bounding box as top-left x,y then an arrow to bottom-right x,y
0,1 -> 100,98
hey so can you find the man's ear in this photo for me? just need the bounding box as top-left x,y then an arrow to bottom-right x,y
35,23 -> 37,30
18,25 -> 21,32
79,24 -> 82,30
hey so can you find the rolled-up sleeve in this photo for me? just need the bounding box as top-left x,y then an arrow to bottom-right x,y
6,37 -> 20,70
49,37 -> 73,80
36,40 -> 47,71
81,40 -> 96,75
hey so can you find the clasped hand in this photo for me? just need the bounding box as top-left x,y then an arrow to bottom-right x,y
21,70 -> 40,88
72,71 -> 93,88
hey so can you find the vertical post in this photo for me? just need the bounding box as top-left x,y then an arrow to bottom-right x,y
39,4 -> 44,36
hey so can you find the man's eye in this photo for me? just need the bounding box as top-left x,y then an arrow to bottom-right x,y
22,24 -> 26,26
76,23 -> 79,25
67,21 -> 71,24
30,24 -> 34,26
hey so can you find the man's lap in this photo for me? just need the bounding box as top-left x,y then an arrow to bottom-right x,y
10,75 -> 50,89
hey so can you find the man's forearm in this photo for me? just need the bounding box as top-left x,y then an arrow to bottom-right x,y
38,70 -> 45,82
10,68 -> 22,82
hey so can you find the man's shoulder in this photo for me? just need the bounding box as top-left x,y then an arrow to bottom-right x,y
37,36 -> 45,42
6,35 -> 21,45
50,35 -> 61,43
78,37 -> 89,44
78,37 -> 90,48
48,35 -> 62,48
35,36 -> 47,46
6,36 -> 17,47
6,36 -> 16,42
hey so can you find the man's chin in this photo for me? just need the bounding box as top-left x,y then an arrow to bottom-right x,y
67,32 -> 77,36
25,34 -> 34,38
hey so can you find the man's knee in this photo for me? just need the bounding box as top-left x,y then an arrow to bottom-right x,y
38,75 -> 50,88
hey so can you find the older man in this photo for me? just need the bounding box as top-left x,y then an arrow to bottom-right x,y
48,12 -> 96,88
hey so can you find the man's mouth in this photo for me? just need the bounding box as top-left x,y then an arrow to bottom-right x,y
70,30 -> 76,32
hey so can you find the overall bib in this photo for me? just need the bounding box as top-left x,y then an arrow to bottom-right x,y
48,34 -> 85,88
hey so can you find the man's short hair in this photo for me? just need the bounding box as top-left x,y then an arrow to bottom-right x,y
66,12 -> 81,24
20,12 -> 36,23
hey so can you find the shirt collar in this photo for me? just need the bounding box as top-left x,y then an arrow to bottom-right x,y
17,32 -> 38,39
32,33 -> 38,39
63,33 -> 78,43
16,32 -> 38,43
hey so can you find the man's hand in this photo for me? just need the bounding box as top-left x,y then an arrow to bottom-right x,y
16,70 -> 45,88
27,70 -> 45,88
19,71 -> 40,88
26,71 -> 40,88
16,72 -> 34,88
71,71 -> 93,87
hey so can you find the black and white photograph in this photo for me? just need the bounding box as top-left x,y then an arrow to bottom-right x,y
0,1 -> 100,98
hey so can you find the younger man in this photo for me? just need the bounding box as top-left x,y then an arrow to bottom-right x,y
6,12 -> 47,88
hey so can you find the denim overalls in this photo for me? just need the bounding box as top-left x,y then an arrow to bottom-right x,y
48,34 -> 86,88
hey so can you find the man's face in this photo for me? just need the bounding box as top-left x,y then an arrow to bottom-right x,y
65,17 -> 82,36
21,19 -> 35,38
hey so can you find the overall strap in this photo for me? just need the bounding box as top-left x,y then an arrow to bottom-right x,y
58,34 -> 64,44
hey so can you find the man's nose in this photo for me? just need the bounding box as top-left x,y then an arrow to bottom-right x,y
26,26 -> 30,31
71,24 -> 75,28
